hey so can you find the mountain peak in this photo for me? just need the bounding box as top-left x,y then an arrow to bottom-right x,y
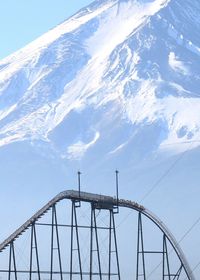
0,0 -> 200,159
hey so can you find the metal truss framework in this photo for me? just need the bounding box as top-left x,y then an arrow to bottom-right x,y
136,212 -> 185,280
0,190 -> 195,280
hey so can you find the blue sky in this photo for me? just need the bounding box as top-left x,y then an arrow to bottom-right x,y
0,0 -> 93,60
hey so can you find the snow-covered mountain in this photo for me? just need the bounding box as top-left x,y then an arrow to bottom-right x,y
0,0 -> 200,276
0,0 -> 200,157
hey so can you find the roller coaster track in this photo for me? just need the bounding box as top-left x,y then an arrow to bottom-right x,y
0,190 -> 195,280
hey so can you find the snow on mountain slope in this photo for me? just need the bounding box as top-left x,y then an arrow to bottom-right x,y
0,0 -> 200,159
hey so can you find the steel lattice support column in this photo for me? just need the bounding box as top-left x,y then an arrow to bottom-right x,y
8,242 -> 17,280
90,204 -> 102,280
107,208 -> 121,280
70,200 -> 83,280
136,212 -> 146,280
29,222 -> 41,280
50,204 -> 63,280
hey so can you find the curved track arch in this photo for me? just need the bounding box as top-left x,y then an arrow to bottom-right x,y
0,190 -> 195,280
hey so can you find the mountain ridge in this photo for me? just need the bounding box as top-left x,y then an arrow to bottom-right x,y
1,0 -> 200,158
